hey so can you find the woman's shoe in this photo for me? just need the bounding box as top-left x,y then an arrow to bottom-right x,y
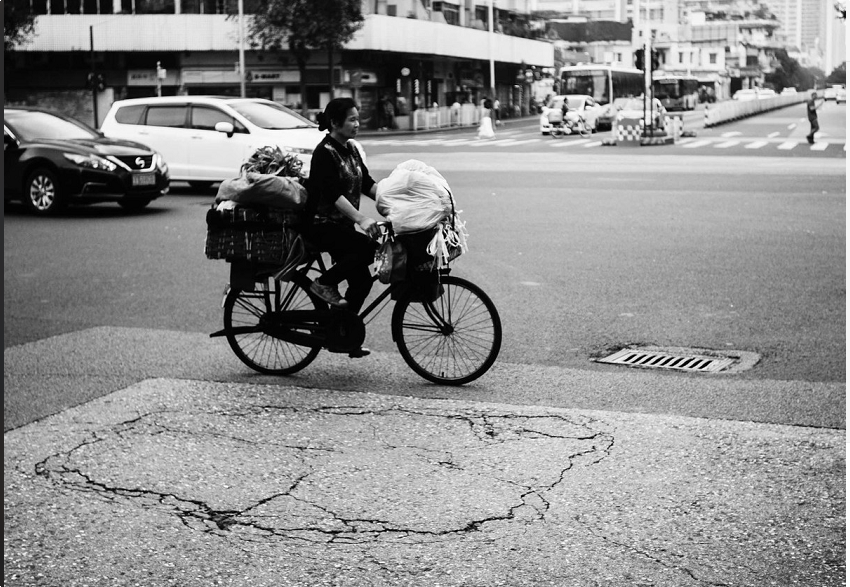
310,281 -> 348,308
348,347 -> 371,358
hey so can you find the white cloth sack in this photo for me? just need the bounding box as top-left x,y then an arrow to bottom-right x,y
477,113 -> 495,139
375,160 -> 454,235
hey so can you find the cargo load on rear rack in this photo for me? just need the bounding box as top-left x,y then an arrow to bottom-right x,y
376,159 -> 468,272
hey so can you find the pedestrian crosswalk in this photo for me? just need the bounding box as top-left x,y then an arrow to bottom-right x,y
359,133 -> 844,152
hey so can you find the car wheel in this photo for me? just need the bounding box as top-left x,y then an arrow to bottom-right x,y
24,167 -> 66,216
118,198 -> 152,211
188,181 -> 215,191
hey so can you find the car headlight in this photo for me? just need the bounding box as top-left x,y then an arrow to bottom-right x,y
153,151 -> 168,173
64,152 -> 117,171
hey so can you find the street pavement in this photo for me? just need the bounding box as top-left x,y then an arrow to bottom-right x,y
4,327 -> 846,586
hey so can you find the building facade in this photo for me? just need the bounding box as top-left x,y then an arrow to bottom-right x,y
5,0 -> 554,127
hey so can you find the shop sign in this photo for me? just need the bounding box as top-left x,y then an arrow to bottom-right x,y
249,70 -> 299,83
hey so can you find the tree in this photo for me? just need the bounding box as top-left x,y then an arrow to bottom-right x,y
826,62 -> 846,85
5,0 -> 36,53
238,0 -> 364,117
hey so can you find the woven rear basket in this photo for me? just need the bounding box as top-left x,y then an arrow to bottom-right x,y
205,205 -> 301,264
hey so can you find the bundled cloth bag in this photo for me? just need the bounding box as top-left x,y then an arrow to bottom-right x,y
215,145 -> 308,211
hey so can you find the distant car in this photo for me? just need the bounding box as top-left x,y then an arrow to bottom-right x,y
732,89 -> 758,101
757,88 -> 778,99
4,107 -> 169,215
100,96 -> 325,188
781,87 -> 797,95
539,94 -> 601,135
836,86 -> 846,104
615,97 -> 667,130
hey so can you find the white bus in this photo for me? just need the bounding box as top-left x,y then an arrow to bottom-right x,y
559,65 -> 644,129
652,74 -> 700,110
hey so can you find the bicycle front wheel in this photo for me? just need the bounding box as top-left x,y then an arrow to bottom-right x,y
223,276 -> 321,375
579,121 -> 592,138
392,275 -> 501,385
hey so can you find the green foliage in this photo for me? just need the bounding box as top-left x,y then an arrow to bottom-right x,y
826,62 -> 846,85
765,49 -> 825,90
4,0 -> 36,53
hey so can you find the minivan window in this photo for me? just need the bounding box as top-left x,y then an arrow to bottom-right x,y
228,101 -> 315,130
114,104 -> 145,125
190,106 -> 248,133
145,106 -> 187,128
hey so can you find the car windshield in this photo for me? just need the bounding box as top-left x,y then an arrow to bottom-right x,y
6,110 -> 97,141
566,97 -> 586,109
229,100 -> 316,130
546,97 -> 565,109
622,99 -> 659,111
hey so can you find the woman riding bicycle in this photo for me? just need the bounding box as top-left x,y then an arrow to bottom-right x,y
301,97 -> 384,357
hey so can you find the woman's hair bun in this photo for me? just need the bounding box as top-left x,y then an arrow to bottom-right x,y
316,112 -> 329,131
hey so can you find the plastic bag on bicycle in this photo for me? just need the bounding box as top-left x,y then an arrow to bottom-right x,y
375,160 -> 453,235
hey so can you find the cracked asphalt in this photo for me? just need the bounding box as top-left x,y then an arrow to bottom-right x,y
4,328 -> 846,586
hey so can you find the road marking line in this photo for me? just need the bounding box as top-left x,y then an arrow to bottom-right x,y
583,141 -> 602,148
768,132 -> 780,138
676,137 -> 696,145
787,123 -> 797,130
810,142 -> 829,151
721,131 -> 742,137
548,139 -> 593,147
745,141 -> 769,149
681,140 -> 712,148
714,140 -> 741,148
777,141 -> 797,150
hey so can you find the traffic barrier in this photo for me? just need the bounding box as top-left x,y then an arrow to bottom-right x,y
665,114 -> 683,142
703,93 -> 807,127
616,117 -> 643,147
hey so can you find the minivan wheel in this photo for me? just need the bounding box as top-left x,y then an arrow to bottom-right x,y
25,168 -> 66,215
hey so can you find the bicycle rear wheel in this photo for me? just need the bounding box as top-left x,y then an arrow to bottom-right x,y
392,275 -> 501,385
578,120 -> 593,138
223,276 -> 321,375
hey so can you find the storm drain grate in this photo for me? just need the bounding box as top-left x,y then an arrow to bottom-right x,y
596,348 -> 738,373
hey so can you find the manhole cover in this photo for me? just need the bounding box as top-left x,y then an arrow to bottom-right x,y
595,346 -> 759,374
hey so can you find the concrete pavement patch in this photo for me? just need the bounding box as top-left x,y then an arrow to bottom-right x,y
5,378 -> 845,586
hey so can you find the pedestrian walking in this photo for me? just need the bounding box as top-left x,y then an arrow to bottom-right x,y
493,98 -> 501,126
477,98 -> 495,139
806,90 -> 822,144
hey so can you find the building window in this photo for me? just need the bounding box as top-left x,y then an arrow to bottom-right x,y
136,0 -> 175,12
709,53 -> 717,64
678,52 -> 684,64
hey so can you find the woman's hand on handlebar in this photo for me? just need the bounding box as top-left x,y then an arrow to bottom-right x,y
359,217 -> 380,240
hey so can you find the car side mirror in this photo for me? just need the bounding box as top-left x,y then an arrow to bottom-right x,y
214,121 -> 235,138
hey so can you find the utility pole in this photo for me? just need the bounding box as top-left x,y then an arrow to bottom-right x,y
238,0 -> 246,98
89,26 -> 98,127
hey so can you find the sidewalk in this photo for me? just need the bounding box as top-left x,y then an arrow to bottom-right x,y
4,327 -> 845,586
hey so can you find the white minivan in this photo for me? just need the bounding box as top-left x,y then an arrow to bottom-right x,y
100,96 -> 326,188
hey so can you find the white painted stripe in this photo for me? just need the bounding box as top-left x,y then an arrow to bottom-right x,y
767,131 -> 780,138
714,140 -> 740,148
549,138 -> 593,147
777,141 -> 797,150
681,140 -> 712,148
676,137 -> 696,145
810,142 -> 829,151
745,141 -> 768,149
721,131 -> 742,137
583,141 -> 602,148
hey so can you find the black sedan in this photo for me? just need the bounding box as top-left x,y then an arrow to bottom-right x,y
4,107 -> 170,215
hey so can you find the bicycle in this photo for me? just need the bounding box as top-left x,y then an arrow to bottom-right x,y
210,223 -> 502,386
549,113 -> 593,139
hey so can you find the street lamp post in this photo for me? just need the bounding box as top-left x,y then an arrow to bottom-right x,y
89,26 -> 98,127
488,0 -> 495,99
238,0 -> 246,98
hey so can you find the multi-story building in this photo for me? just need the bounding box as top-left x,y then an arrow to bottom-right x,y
5,0 -> 554,127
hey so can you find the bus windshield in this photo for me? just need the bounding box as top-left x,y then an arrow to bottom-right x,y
561,70 -> 609,104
